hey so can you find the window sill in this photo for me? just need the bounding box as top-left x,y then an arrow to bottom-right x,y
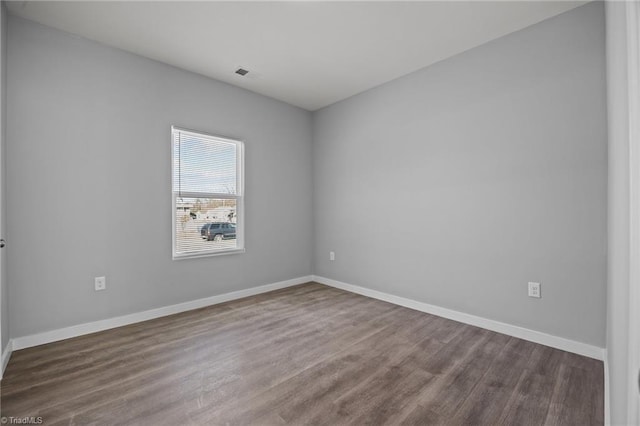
173,248 -> 246,260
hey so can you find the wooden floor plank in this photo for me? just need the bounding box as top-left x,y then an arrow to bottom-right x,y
449,337 -> 533,425
1,283 -> 603,425
397,330 -> 508,423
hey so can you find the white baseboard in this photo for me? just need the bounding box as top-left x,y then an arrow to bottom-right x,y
12,275 -> 313,351
8,273 -> 604,362
313,275 -> 605,361
1,339 -> 13,379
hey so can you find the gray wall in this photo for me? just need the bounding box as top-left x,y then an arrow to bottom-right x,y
313,2 -> 607,347
5,3 -> 608,351
6,17 -> 313,338
1,2 -> 7,353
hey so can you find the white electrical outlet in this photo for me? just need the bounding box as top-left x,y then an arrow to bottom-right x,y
528,282 -> 541,298
329,251 -> 335,261
95,276 -> 106,291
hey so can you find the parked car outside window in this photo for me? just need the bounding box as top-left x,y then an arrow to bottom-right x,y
200,222 -> 237,242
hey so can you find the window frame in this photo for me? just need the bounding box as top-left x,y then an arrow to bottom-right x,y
171,126 -> 245,260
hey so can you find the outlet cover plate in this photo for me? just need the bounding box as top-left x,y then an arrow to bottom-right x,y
95,276 -> 106,291
528,281 -> 541,298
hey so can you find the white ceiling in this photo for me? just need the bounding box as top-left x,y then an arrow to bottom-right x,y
7,1 -> 588,111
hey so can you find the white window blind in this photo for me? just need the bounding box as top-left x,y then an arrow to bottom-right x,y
172,126 -> 244,259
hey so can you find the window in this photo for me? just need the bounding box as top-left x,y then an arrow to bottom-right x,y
172,126 -> 244,259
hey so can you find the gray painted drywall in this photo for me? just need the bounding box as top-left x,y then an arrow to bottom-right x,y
5,2 -> 608,354
6,16 -> 313,338
313,2 -> 607,347
605,2 -> 634,424
1,2 -> 7,354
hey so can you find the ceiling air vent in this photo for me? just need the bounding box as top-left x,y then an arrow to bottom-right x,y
235,68 -> 249,76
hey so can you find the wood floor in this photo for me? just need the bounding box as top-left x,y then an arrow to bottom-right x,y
1,283 -> 603,425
